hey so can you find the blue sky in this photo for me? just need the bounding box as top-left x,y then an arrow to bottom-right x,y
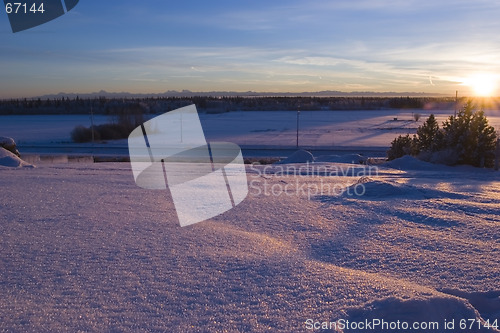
2,0 -> 500,98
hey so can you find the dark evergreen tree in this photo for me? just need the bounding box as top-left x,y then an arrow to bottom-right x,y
415,114 -> 440,153
441,101 -> 474,162
469,110 -> 497,167
439,101 -> 497,167
389,100 -> 498,167
387,134 -> 417,161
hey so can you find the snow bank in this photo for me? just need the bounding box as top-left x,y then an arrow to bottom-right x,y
340,296 -> 490,333
0,147 -> 34,168
383,155 -> 497,173
315,153 -> 367,164
276,152 -> 369,165
276,149 -> 314,164
383,155 -> 443,171
343,177 -> 424,200
441,289 -> 500,324
0,136 -> 20,157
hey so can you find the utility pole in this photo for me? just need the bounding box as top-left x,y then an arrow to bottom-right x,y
454,90 -> 458,117
90,106 -> 95,143
495,138 -> 500,171
296,106 -> 300,148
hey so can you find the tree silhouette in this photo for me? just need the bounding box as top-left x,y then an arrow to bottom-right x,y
388,101 -> 497,167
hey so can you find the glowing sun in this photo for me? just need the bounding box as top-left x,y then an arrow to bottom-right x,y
463,74 -> 498,97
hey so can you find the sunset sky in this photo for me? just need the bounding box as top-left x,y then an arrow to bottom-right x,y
2,0 -> 500,98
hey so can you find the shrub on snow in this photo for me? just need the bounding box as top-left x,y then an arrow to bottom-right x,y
387,134 -> 417,161
71,125 -> 100,143
0,136 -> 20,157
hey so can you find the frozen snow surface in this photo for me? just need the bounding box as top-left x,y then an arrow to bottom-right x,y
1,109 -> 500,331
1,157 -> 500,332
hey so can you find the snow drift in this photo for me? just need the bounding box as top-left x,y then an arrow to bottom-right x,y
276,149 -> 315,164
383,155 -> 441,171
315,153 -> 367,164
277,151 -> 370,165
340,296 -> 498,333
342,177 -> 425,200
0,147 -> 34,168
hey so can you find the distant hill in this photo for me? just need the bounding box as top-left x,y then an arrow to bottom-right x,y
34,90 -> 451,100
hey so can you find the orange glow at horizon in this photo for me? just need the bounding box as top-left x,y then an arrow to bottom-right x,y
462,74 -> 498,97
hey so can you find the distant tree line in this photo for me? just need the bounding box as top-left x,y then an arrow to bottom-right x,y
0,96 -> 467,115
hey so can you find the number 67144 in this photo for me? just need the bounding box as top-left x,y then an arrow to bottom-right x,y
6,2 -> 45,14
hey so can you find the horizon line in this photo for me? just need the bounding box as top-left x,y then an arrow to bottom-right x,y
2,89 -> 480,100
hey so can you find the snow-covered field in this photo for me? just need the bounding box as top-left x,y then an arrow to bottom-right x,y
201,109 -> 468,148
1,109 -> 500,332
1,155 -> 500,332
0,114 -> 111,145
3,109 -> 500,154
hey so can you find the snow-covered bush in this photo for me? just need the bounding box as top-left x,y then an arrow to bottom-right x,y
440,102 -> 497,167
427,149 -> 460,166
0,136 -> 20,157
387,134 -> 417,161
